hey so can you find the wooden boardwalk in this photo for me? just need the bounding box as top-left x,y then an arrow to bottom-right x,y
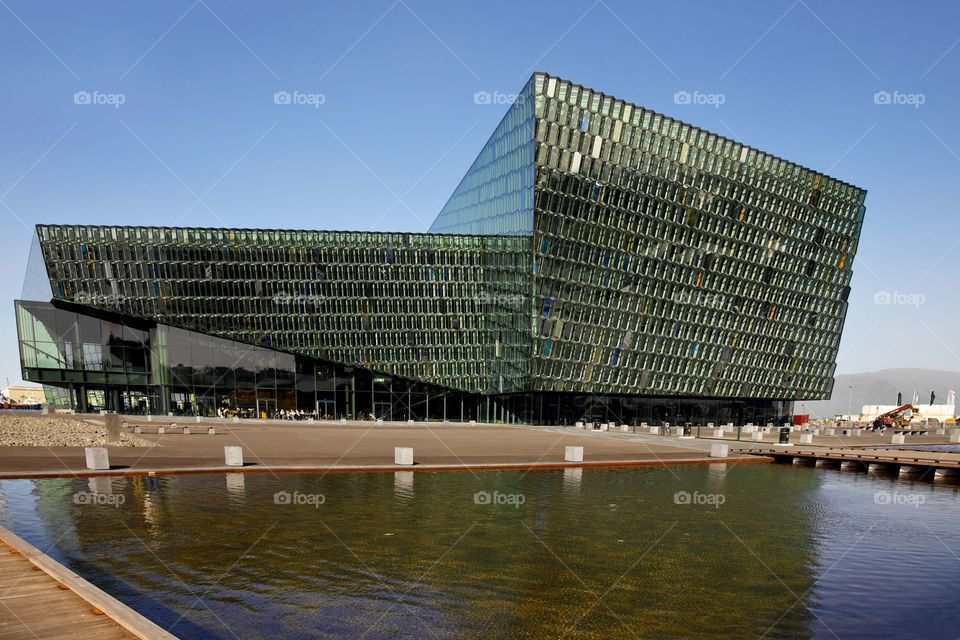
739,446 -> 960,476
0,527 -> 177,640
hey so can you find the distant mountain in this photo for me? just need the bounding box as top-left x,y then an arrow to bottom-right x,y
801,368 -> 960,418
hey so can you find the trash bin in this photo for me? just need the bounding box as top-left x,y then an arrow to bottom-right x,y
778,427 -> 790,444
683,424 -> 692,437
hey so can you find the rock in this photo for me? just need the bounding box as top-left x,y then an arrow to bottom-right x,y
0,414 -> 157,448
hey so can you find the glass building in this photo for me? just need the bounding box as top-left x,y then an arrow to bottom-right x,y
15,72 -> 866,425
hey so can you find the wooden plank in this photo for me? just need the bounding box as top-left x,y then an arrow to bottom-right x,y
0,526 -> 178,640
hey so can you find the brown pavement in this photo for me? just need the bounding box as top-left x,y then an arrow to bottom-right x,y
0,418 -> 765,478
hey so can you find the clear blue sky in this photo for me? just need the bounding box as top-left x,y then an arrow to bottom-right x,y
1,0 -> 958,387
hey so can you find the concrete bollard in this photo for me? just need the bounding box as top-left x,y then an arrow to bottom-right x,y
620,425 -> 630,432
84,447 -> 110,470
133,425 -> 142,434
712,429 -> 724,439
710,443 -> 729,458
575,421 -> 584,428
224,446 -> 243,467
799,434 -> 813,444
852,428 -> 862,436
394,447 -> 414,466
146,415 -> 153,422
825,428 -> 835,436
751,431 -> 763,441
196,416 -> 202,423
649,426 -> 659,435
207,427 -> 216,435
891,434 -> 905,445
949,431 -> 960,443
564,445 -> 584,462
171,422 -> 177,430
182,427 -> 191,435
157,426 -> 165,435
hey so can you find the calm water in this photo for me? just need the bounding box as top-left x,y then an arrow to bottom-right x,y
1,464 -> 959,639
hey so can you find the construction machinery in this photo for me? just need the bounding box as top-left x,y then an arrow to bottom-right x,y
872,404 -> 914,430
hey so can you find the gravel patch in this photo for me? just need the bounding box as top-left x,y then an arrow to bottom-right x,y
0,414 -> 156,447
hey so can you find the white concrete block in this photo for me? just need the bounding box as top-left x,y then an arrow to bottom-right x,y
564,445 -> 584,462
84,447 -> 109,470
750,431 -> 763,441
825,428 -> 835,436
713,429 -> 724,438
146,415 -> 153,422
195,416 -> 202,423
182,427 -> 191,435
620,425 -> 630,432
648,426 -> 659,434
891,434 -> 905,445
376,418 -> 384,424
157,426 -> 165,434
207,427 -> 216,435
224,446 -> 243,467
232,416 -> 240,423
133,425 -> 141,434
710,443 -> 729,458
949,430 -> 960,443
799,434 -> 813,444
575,421 -> 584,428
394,447 -> 414,465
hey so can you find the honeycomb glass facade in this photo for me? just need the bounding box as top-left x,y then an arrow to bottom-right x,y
15,72 -> 866,426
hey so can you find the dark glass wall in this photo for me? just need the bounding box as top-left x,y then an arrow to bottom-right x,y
528,72 -> 866,402
35,227 -> 530,394
15,300 -> 525,422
